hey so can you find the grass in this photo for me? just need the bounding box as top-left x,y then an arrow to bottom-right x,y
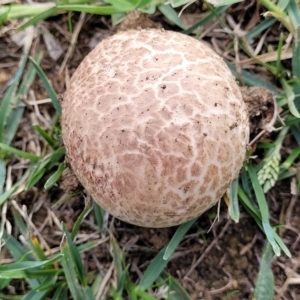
0,0 -> 300,299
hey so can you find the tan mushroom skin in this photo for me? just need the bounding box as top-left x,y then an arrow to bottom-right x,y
62,29 -> 249,228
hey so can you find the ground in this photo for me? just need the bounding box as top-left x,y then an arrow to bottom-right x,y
1,1 -> 300,299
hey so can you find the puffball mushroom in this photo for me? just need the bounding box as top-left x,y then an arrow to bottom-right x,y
62,29 -> 249,228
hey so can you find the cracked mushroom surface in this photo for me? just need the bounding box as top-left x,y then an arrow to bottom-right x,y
62,29 -> 249,228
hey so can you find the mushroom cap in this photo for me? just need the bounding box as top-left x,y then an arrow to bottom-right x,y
62,29 -> 249,228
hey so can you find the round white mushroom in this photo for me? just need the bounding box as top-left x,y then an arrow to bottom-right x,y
62,29 -> 249,228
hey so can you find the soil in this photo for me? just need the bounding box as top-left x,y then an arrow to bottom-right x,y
1,1 -> 300,299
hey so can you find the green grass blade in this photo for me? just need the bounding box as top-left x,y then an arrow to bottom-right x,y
47,147 -> 66,167
273,230 -> 291,258
258,0 -> 292,33
0,143 -> 41,161
0,5 -> 9,24
281,78 -> 300,118
56,4 -> 132,14
71,203 -> 92,239
90,273 -> 103,296
165,0 -> 194,7
275,33 -> 284,78
246,18 -> 277,41
127,282 -> 157,300
110,234 -> 126,295
253,242 -> 275,300
19,7 -> 60,31
229,179 -> 240,223
238,187 -> 291,258
25,168 -> 46,190
158,4 -> 185,29
60,243 -> 86,300
25,147 -> 65,190
51,284 -> 68,300
76,240 -> 107,254
292,29 -> 300,112
92,202 -> 105,232
274,0 -> 291,10
111,12 -> 126,26
0,159 -> 5,194
240,168 -> 255,200
0,278 -> 11,290
183,5 -> 229,34
209,0 -> 242,5
11,205 -> 29,237
1,232 -> 40,288
0,54 -> 28,142
245,0 -> 288,41
51,192 -> 79,209
136,0 -> 156,13
3,52 -> 43,146
30,237 -> 49,261
0,3 -> 56,21
1,230 -> 34,262
247,164 -> 280,256
227,63 -> 280,94
104,0 -> 136,11
83,287 -> 96,299
278,169 -> 298,181
0,165 -> 33,205
286,0 -> 300,29
62,225 -> 88,288
279,145 -> 300,172
291,124 -> 300,144
0,294 -> 22,299
21,275 -> 58,300
163,218 -> 197,260
44,162 -> 67,190
33,124 -> 59,149
0,256 -> 62,277
139,245 -> 169,290
28,56 -> 61,115
238,186 -> 261,224
160,271 -> 192,300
